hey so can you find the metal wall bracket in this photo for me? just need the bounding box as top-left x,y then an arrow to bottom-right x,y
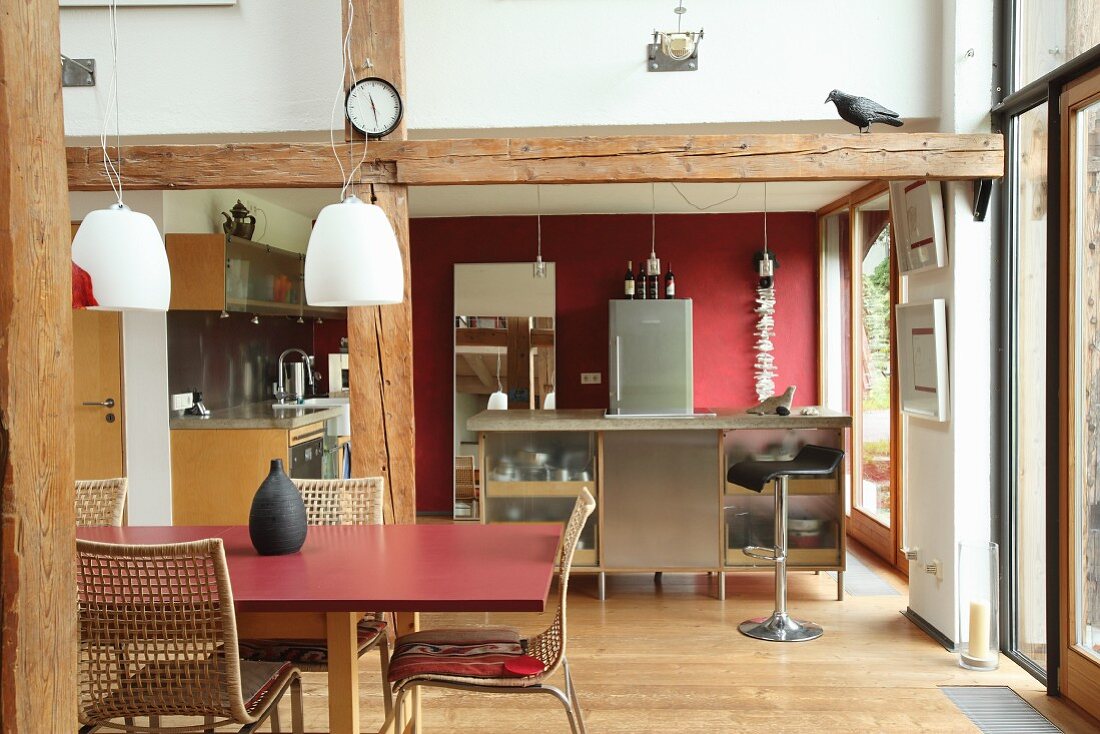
62,56 -> 96,87
647,42 -> 699,72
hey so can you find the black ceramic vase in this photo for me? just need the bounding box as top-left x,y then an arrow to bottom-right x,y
248,459 -> 307,555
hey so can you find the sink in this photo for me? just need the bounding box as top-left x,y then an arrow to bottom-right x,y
272,397 -> 351,435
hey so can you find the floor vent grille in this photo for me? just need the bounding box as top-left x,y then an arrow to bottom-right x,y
940,686 -> 1061,733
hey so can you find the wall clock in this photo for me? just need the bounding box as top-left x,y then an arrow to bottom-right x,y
345,77 -> 403,139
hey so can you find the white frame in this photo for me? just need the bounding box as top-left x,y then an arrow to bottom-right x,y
896,299 -> 950,421
61,1 -> 235,6
889,180 -> 948,274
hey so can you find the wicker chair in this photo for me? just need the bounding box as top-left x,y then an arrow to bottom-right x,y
76,538 -> 304,733
237,477 -> 393,721
386,487 -> 596,734
76,477 -> 128,527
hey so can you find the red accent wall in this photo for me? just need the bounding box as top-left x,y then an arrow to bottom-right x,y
411,213 -> 820,513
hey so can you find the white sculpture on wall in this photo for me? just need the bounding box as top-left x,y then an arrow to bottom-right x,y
754,279 -> 776,401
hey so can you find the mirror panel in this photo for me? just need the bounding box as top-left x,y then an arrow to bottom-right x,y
453,263 -> 555,519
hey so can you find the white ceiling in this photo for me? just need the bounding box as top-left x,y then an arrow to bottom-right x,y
243,181 -> 866,220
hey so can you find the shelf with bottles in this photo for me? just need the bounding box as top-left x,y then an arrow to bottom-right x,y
485,494 -> 598,567
723,494 -> 842,569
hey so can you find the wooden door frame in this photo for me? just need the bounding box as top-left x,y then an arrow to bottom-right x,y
817,182 -> 906,572
1057,65 -> 1100,720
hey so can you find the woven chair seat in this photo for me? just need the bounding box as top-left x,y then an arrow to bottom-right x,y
239,618 -> 387,670
82,658 -> 293,723
387,626 -> 547,683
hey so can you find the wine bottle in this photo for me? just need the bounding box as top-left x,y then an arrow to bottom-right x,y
624,260 -> 635,299
665,262 -> 676,298
636,260 -> 648,300
647,263 -> 660,300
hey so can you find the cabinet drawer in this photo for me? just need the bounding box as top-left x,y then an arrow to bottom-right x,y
289,422 -> 325,446
726,477 -> 838,496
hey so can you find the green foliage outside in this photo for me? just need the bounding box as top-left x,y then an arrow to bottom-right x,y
862,227 -> 892,411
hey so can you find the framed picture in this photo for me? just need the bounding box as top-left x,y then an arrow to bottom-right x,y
889,180 -> 947,275
896,299 -> 950,421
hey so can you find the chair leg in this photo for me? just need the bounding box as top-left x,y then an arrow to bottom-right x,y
538,685 -> 581,734
290,677 -> 305,734
149,715 -> 161,729
563,658 -> 587,734
269,703 -> 281,733
394,685 -> 411,734
204,714 -> 215,733
379,635 -> 394,720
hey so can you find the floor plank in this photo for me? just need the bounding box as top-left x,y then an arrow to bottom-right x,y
267,548 -> 1100,734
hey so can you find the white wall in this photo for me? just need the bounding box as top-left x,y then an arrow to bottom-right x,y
70,190 -> 172,526
904,0 -> 995,640
61,0 -> 943,137
163,189 -> 313,252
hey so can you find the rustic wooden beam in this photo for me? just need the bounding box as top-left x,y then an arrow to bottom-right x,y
65,133 -> 1005,190
392,133 -> 1005,184
0,0 -> 77,730
66,142 -> 398,191
346,0 -> 416,528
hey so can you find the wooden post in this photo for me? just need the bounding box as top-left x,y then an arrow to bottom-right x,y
0,1 -> 77,731
345,0 -> 416,525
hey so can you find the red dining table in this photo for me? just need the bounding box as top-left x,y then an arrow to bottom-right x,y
77,523 -> 563,734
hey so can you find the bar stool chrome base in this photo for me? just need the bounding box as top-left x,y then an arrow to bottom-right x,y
739,612 -> 823,642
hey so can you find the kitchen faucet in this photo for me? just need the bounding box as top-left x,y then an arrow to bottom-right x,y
275,348 -> 316,404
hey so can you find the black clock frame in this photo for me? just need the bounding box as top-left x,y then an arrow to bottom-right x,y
344,76 -> 404,139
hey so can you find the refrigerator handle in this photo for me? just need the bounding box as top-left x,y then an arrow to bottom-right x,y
613,336 -> 622,404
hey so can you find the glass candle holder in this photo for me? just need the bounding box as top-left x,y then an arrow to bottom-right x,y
957,541 -> 1000,670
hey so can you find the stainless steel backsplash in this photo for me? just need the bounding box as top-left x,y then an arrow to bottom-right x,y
167,311 -> 316,410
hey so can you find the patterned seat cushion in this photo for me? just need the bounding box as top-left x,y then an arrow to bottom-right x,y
241,661 -> 295,711
387,626 -> 546,682
238,617 -> 387,668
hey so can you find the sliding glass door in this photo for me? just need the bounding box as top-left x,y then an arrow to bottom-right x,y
1059,68 -> 1100,720
1007,101 -> 1050,677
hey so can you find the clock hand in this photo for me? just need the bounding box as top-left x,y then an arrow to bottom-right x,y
367,93 -> 379,126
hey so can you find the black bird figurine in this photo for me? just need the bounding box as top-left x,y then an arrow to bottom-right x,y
825,90 -> 903,133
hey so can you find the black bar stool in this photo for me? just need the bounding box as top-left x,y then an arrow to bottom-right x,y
726,444 -> 844,642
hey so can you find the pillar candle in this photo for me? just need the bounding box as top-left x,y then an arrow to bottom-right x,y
968,600 -> 991,659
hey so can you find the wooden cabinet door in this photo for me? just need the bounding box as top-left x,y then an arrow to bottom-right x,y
72,309 -> 124,480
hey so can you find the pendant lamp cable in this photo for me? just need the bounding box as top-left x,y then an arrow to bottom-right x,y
762,182 -> 769,255
100,0 -> 123,205
536,185 -> 543,262
650,182 -> 657,258
330,0 -> 372,200
495,349 -> 503,392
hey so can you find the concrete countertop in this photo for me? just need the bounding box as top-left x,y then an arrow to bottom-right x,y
170,401 -> 346,431
467,407 -> 851,432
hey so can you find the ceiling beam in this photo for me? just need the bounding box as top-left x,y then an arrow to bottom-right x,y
65,133 -> 1004,191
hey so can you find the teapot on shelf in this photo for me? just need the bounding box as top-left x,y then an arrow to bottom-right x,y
222,199 -> 256,240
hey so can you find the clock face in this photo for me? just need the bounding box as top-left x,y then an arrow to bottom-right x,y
345,77 -> 403,139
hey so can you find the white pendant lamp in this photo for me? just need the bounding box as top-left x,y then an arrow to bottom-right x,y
305,0 -> 404,308
73,204 -> 171,311
543,390 -> 556,410
305,195 -> 403,306
73,0 -> 171,312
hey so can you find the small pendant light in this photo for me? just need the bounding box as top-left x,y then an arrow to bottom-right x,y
72,0 -> 170,312
532,185 -> 547,278
305,0 -> 403,307
487,350 -> 508,410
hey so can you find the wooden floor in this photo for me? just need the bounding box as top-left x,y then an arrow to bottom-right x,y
281,544 -> 1099,734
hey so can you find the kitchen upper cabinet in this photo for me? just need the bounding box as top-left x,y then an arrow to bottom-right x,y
165,233 -> 344,318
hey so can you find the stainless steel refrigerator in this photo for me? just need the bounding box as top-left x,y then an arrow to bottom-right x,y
608,299 -> 693,416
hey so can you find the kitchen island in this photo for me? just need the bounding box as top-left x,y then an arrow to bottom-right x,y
467,407 -> 852,600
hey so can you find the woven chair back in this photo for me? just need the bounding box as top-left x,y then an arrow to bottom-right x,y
75,477 -> 128,527
293,477 -> 385,526
76,538 -> 250,728
527,487 -> 596,676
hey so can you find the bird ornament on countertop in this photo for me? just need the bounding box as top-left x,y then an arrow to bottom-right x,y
825,90 -> 904,133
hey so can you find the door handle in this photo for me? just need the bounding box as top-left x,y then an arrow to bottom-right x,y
82,398 -> 116,408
